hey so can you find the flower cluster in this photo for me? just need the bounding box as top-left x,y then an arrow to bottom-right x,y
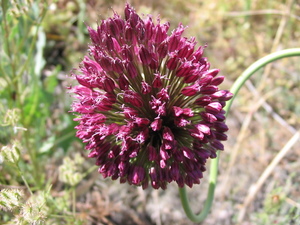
71,4 -> 232,189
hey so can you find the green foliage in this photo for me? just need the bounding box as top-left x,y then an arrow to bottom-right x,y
251,186 -> 300,225
0,0 -> 82,223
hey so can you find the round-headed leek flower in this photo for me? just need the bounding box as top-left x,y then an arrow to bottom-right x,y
71,4 -> 233,189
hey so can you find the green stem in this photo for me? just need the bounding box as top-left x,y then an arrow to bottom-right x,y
224,48 -> 300,117
72,187 -> 76,215
1,1 -> 18,108
179,48 -> 300,223
82,165 -> 98,178
17,166 -> 33,195
21,3 -> 48,189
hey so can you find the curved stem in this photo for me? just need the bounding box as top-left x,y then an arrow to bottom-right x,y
179,48 -> 300,223
224,48 -> 300,117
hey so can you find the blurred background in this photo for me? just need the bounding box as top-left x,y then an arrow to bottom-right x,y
0,0 -> 299,224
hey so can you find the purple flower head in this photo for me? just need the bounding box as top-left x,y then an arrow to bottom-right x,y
71,4 -> 233,189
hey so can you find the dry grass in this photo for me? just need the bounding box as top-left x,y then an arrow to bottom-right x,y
48,0 -> 300,224
66,1 -> 300,224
